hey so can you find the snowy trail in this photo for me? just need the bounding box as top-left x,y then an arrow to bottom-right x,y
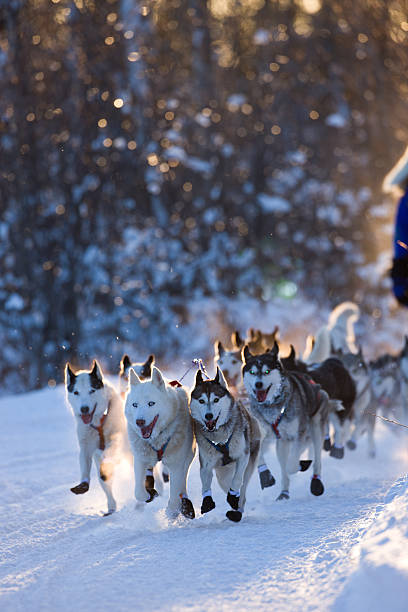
1,386 -> 408,611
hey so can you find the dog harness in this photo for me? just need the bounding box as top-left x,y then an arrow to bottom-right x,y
271,405 -> 286,439
204,430 -> 234,466
90,401 -> 111,451
148,436 -> 172,462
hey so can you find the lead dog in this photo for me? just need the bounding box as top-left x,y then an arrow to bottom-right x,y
190,368 -> 261,522
125,366 -> 196,519
243,343 -> 330,500
65,360 -> 128,515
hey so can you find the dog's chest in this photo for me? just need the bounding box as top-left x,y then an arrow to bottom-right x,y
250,402 -> 301,441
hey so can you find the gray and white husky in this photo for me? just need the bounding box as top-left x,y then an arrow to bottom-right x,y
190,368 -> 261,522
214,339 -> 244,391
338,348 -> 376,457
243,343 -> 330,500
125,366 -> 196,519
65,360 -> 128,515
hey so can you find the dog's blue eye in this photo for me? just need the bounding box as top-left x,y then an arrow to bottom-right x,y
213,398 -> 219,403
199,399 -> 205,404
148,401 -> 155,406
132,402 -> 138,408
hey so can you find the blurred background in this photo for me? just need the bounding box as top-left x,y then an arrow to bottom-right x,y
1,0 -> 408,394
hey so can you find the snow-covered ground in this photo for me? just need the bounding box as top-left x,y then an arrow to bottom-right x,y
1,381 -> 408,612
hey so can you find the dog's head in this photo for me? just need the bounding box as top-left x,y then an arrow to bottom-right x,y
65,360 -> 106,425
119,353 -> 155,394
213,340 -> 242,388
242,342 -> 283,404
124,366 -> 171,441
190,367 -> 232,432
340,347 -> 369,392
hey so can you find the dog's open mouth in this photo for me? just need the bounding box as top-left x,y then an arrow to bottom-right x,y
256,386 -> 271,403
81,405 -> 96,425
205,416 -> 219,432
140,414 -> 159,439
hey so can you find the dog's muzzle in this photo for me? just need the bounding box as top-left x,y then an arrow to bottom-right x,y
255,385 -> 271,403
205,415 -> 219,432
80,404 -> 96,425
137,414 -> 159,439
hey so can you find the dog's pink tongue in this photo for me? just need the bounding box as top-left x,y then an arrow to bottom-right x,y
256,389 -> 268,403
81,414 -> 92,424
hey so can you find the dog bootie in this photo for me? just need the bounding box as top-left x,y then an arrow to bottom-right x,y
310,475 -> 324,496
299,460 -> 312,472
181,497 -> 195,519
227,490 -> 240,510
330,446 -> 344,459
346,439 -> 357,450
323,437 -> 332,451
276,490 -> 290,501
70,481 -> 89,495
201,495 -> 216,514
226,510 -> 242,522
259,467 -> 276,489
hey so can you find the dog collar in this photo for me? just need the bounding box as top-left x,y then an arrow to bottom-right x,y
90,401 -> 111,451
148,436 -> 171,462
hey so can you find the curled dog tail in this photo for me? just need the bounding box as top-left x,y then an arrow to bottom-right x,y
304,326 -> 331,364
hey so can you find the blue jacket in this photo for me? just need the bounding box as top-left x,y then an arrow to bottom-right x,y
392,188 -> 408,305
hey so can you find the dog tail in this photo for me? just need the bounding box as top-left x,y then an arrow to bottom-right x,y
328,301 -> 360,330
304,326 -> 331,364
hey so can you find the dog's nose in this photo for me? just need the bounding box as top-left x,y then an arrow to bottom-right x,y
205,412 -> 213,420
136,419 -> 145,427
255,381 -> 263,389
80,406 -> 89,414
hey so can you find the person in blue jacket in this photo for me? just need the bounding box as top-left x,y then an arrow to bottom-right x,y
383,146 -> 408,306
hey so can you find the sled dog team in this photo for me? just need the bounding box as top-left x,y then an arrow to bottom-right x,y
65,302 -> 408,522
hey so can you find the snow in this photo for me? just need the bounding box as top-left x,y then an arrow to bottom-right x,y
1,382 -> 408,612
257,193 -> 291,213
325,114 -> 348,128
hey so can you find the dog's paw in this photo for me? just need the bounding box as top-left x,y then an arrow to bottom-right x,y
226,510 -> 242,523
180,497 -> 195,519
323,437 -> 332,451
146,488 -> 159,503
330,446 -> 344,459
276,490 -> 290,501
103,508 -> 115,517
227,490 -> 240,510
299,459 -> 312,472
310,476 -> 324,496
346,439 -> 357,450
259,469 -> 276,489
201,495 -> 216,514
162,471 -> 169,483
70,481 -> 89,495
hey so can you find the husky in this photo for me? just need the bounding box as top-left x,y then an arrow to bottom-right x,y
125,366 -> 196,519
281,346 -> 356,459
65,360 -> 128,515
369,353 -> 401,418
214,340 -> 243,391
119,353 -> 155,396
243,343 -> 330,500
303,301 -> 360,363
336,348 -> 376,457
190,368 -> 261,522
119,353 -> 169,493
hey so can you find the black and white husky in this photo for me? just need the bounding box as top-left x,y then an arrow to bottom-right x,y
119,353 -> 155,396
125,366 -> 196,519
65,360 -> 128,515
190,368 -> 261,522
243,343 -> 330,500
281,346 -> 356,459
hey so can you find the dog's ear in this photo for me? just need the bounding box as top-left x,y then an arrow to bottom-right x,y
142,354 -> 155,378
90,360 -> 104,389
288,344 -> 296,360
195,369 -> 204,386
357,345 -> 363,358
248,328 -> 255,340
272,325 -> 279,340
215,366 -> 228,389
120,354 -> 131,374
242,344 -> 253,363
65,363 -> 76,389
151,366 -> 165,390
214,340 -> 225,358
129,367 -> 141,386
271,341 -> 279,358
231,331 -> 243,348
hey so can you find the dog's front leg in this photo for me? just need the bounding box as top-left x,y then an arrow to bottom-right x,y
276,438 -> 290,500
310,416 -> 325,496
257,437 -> 276,489
133,459 -> 151,503
226,453 -> 248,522
94,451 -> 116,515
199,455 -> 216,515
71,445 -> 93,495
166,462 -> 195,520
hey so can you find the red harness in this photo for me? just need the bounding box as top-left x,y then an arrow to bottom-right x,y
90,404 -> 110,450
